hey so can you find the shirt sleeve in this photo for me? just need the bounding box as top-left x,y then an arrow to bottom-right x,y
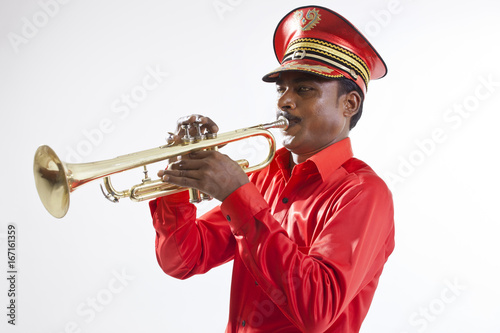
220,180 -> 395,332
150,191 -> 236,280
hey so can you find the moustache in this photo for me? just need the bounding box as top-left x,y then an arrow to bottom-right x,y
277,111 -> 301,123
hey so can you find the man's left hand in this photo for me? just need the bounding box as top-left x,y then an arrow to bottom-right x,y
158,150 -> 249,202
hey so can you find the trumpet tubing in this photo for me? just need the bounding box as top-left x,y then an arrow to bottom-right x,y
33,117 -> 288,218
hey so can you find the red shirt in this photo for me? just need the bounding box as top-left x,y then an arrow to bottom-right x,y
150,138 -> 395,332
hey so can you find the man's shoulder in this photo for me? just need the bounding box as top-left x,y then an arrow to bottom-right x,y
340,157 -> 391,194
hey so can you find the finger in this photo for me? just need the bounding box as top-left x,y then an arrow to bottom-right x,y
197,116 -> 219,134
161,157 -> 209,185
173,115 -> 197,139
161,169 -> 202,188
160,171 -> 189,186
176,114 -> 202,127
167,155 -> 180,166
168,157 -> 205,171
187,150 -> 232,164
157,154 -> 182,178
157,167 -> 181,177
186,149 -> 215,159
175,115 -> 199,132
176,115 -> 219,137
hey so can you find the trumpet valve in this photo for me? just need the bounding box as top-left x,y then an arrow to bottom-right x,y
205,132 -> 217,140
181,124 -> 191,145
200,192 -> 213,201
165,132 -> 176,146
188,188 -> 202,203
142,166 -> 151,183
191,122 -> 204,143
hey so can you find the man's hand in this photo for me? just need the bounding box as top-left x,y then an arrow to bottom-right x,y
166,114 -> 219,145
158,150 -> 249,202
158,114 -> 249,202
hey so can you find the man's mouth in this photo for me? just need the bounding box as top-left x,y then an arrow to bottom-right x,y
278,112 -> 301,127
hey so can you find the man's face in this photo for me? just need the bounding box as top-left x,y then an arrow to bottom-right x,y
275,71 -> 353,162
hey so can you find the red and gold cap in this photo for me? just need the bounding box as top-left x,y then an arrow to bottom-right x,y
262,6 -> 387,95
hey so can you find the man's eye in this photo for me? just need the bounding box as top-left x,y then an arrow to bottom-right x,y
276,87 -> 286,95
298,86 -> 312,92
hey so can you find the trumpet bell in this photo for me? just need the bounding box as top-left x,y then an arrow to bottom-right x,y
33,145 -> 70,218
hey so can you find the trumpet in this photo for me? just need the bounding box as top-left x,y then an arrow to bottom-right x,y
33,117 -> 289,218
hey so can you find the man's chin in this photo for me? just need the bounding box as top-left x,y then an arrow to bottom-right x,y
282,134 -> 299,152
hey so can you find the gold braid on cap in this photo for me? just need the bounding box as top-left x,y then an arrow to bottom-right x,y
283,38 -> 371,86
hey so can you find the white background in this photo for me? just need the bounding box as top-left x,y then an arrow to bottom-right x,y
1,0 -> 500,332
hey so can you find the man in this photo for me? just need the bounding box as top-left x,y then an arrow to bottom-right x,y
150,5 -> 395,332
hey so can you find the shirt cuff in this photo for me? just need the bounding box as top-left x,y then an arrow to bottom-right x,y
220,182 -> 269,235
149,191 -> 190,215
160,190 -> 190,204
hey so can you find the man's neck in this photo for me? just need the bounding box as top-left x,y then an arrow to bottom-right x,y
289,135 -> 350,167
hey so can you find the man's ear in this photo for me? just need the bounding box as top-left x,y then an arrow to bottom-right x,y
342,90 -> 362,119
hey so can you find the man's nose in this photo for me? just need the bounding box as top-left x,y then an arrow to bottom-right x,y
277,89 -> 296,110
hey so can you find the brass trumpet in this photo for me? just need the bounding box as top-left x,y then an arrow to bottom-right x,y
33,117 -> 288,218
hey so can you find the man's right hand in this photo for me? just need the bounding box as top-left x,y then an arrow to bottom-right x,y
166,114 -> 219,146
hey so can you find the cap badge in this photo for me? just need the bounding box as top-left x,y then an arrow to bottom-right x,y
292,49 -> 307,60
294,8 -> 321,31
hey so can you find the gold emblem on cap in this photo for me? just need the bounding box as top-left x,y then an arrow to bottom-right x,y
294,8 -> 321,31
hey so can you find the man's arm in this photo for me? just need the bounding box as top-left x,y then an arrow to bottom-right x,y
151,114 -> 240,279
220,178 -> 394,331
150,192 -> 236,279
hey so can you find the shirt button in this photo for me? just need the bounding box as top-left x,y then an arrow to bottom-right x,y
242,320 -> 246,327
282,197 -> 289,204
226,215 -> 231,221
255,281 -> 258,286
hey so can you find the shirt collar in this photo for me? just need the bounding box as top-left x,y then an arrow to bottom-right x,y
274,137 -> 354,180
